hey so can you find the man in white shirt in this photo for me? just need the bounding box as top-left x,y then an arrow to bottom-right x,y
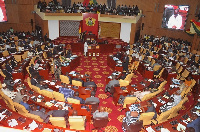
168,9 -> 182,29
84,41 -> 88,56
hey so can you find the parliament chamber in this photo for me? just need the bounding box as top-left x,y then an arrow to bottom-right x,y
0,0 -> 200,132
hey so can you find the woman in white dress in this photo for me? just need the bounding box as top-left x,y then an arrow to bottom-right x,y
84,41 -> 88,56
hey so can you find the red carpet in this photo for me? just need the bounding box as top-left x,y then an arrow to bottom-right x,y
73,54 -> 143,132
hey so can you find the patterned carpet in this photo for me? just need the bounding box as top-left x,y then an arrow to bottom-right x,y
73,53 -> 143,132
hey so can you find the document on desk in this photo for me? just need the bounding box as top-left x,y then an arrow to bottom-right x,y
146,126 -> 155,132
161,128 -> 170,132
28,120 -> 38,131
8,119 -> 18,127
0,113 -> 6,121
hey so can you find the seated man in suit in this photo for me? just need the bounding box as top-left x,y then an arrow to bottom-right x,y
72,91 -> 85,104
114,51 -> 122,59
145,100 -> 157,119
5,62 -> 13,73
2,65 -> 13,79
122,104 -> 141,132
148,78 -> 162,91
85,91 -> 100,104
31,73 -> 39,86
187,113 -> 200,132
47,105 -> 68,120
84,78 -> 97,91
29,64 -> 35,76
105,76 -> 119,93
93,106 -> 108,119
29,105 -> 50,123
36,80 -> 53,91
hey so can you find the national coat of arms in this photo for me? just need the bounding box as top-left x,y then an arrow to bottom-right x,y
85,17 -> 96,26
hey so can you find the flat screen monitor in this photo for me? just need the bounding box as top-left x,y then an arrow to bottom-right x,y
0,0 -> 7,22
161,5 -> 189,30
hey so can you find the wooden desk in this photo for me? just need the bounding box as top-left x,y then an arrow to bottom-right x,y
107,55 -> 123,72
61,56 -> 80,74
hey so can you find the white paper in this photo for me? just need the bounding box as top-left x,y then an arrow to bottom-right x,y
50,82 -> 55,85
146,126 -> 155,132
8,119 -> 18,127
28,120 -> 38,130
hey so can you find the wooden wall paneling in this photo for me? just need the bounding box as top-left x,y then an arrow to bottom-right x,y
17,0 -> 34,5
96,0 -> 107,5
71,0 -> 84,4
4,0 -> 13,4
0,23 -> 17,32
18,5 -> 34,23
100,22 -> 121,38
5,4 -> 19,23
16,23 -> 32,32
35,14 -> 48,37
130,23 -> 136,44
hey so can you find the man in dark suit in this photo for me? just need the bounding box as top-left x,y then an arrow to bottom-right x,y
2,65 -> 12,79
29,105 -> 50,123
122,54 -> 129,72
114,51 -> 122,59
29,64 -> 35,76
85,91 -> 100,104
145,100 -> 157,119
48,105 -> 68,120
84,78 -> 97,91
148,78 -> 162,90
31,74 -> 39,86
6,62 -> 12,73
72,91 -> 85,104
66,49 -> 72,58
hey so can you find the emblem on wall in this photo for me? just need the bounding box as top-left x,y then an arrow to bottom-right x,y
85,17 -> 96,26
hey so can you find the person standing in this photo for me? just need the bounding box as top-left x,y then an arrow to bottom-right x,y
84,41 -> 88,56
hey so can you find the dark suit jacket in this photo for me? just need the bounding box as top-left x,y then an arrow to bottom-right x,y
122,56 -> 129,71
6,64 -> 12,73
146,105 -> 157,119
84,81 -> 97,88
29,67 -> 35,75
2,69 -> 12,79
72,96 -> 85,104
36,84 -> 46,90
30,110 -> 49,123
51,110 -> 68,118
31,78 -> 38,86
